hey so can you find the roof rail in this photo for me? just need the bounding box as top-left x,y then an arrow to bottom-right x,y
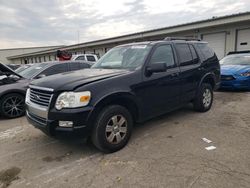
164,37 -> 201,41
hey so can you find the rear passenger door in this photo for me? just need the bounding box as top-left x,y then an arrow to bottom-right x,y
174,43 -> 201,103
140,44 -> 181,118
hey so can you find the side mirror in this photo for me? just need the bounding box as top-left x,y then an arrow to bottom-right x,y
36,74 -> 46,79
145,62 -> 167,76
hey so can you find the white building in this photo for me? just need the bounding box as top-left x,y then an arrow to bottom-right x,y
0,45 -> 64,64
7,12 -> 250,64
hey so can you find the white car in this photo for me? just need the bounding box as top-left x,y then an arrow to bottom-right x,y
71,54 -> 98,62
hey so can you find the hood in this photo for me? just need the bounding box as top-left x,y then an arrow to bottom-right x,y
30,68 -> 130,91
221,64 -> 250,75
0,63 -> 23,78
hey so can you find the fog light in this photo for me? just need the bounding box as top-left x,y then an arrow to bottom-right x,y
59,121 -> 73,127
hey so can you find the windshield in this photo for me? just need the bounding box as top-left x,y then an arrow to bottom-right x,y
220,54 -> 250,65
15,65 -> 32,73
92,45 -> 151,69
19,63 -> 48,79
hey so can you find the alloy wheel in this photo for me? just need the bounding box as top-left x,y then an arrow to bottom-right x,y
2,96 -> 25,118
105,115 -> 128,144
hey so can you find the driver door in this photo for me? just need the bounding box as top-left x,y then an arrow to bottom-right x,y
139,44 -> 181,118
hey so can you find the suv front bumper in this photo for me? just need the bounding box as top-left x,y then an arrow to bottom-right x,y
26,102 -> 93,137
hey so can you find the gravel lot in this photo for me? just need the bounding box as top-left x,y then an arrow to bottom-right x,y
0,91 -> 250,188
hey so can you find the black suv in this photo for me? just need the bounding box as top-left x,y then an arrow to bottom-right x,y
26,38 -> 220,153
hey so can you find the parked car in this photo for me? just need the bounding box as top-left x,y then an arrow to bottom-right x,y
26,38 -> 220,153
220,52 -> 250,90
0,61 -> 92,118
71,54 -> 99,62
15,64 -> 33,74
7,64 -> 21,70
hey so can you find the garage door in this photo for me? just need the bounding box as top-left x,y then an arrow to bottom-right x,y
237,28 -> 250,51
202,32 -> 226,59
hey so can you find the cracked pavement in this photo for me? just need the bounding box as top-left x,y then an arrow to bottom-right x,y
0,91 -> 250,188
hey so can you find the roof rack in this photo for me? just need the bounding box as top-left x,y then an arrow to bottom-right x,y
227,50 -> 250,55
164,37 -> 201,41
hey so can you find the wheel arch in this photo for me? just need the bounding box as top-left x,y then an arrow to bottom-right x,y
87,92 -> 140,127
199,73 -> 216,90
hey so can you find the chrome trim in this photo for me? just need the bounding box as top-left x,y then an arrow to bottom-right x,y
29,85 -> 54,92
26,100 -> 48,119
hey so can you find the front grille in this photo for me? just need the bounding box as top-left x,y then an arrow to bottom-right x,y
27,111 -> 47,126
29,87 -> 53,107
221,75 -> 235,81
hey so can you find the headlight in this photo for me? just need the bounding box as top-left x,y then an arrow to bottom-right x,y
241,72 -> 250,77
55,91 -> 91,110
25,88 -> 30,103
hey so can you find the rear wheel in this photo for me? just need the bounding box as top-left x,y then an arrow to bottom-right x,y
193,83 -> 213,112
91,105 -> 133,153
0,93 -> 25,118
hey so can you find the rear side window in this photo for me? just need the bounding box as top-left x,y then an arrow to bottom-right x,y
79,63 -> 91,69
189,44 -> 199,64
69,63 -> 80,71
86,55 -> 96,62
149,45 -> 175,67
197,43 -> 215,59
175,44 -> 193,66
39,63 -> 68,76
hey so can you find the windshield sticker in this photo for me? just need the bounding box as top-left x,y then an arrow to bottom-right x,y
131,45 -> 147,49
35,67 -> 42,69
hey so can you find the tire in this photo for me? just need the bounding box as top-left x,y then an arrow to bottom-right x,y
91,105 -> 133,153
0,93 -> 25,118
193,83 -> 213,112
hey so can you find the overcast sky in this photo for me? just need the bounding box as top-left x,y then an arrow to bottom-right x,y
0,0 -> 250,49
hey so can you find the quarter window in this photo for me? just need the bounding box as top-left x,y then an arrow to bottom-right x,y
149,45 -> 175,67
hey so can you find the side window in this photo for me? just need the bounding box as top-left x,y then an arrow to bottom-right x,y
86,55 -> 96,62
79,63 -> 91,69
75,56 -> 86,61
39,63 -> 68,76
69,63 -> 80,71
189,44 -> 199,64
175,44 -> 193,66
149,45 -> 175,67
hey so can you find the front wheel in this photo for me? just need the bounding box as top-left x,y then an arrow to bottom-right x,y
91,105 -> 133,153
193,83 -> 213,112
0,93 -> 25,118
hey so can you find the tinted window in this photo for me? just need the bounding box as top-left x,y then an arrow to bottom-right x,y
86,55 -> 96,62
69,63 -> 80,71
197,43 -> 214,59
189,44 -> 199,64
38,63 -> 68,76
149,45 -> 175,67
75,56 -> 85,61
175,44 -> 193,66
79,63 -> 91,69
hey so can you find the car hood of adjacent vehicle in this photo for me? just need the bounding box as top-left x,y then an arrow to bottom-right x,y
30,68 -> 131,91
221,64 -> 250,75
0,63 -> 23,78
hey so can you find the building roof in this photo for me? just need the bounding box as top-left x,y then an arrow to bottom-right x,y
7,11 -> 250,59
0,45 -> 65,51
